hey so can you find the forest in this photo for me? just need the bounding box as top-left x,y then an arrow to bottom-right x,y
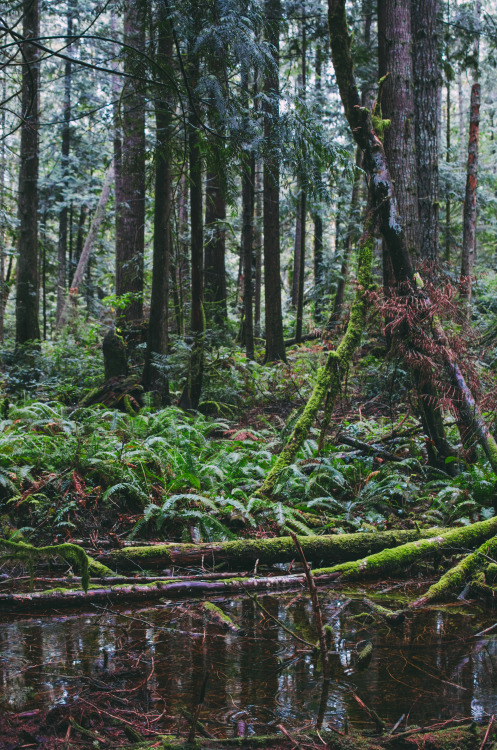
3,0 -> 497,747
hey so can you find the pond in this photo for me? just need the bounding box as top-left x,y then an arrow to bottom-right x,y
1,585 -> 497,746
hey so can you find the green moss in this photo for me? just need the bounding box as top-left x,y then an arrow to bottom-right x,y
0,538 -> 90,592
257,220 -> 374,497
357,640 -> 373,670
200,602 -> 239,631
311,517 -> 497,583
107,528 -> 455,571
416,534 -> 497,606
485,562 -> 497,585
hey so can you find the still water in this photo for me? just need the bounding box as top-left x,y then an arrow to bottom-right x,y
1,588 -> 497,743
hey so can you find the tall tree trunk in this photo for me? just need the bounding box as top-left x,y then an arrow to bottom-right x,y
179,48 -> 204,410
16,0 -> 41,348
378,0 -> 419,259
460,0 -> 481,315
56,0 -> 75,326
295,9 -> 307,344
445,78 -> 452,263
0,75 -> 6,344
241,146 -> 255,361
254,160 -> 263,339
412,0 -> 440,262
313,44 -> 324,321
291,190 -> 302,308
115,0 -> 146,333
263,0 -> 286,363
329,148 -> 363,326
329,0 -> 497,473
143,20 -> 173,402
204,170 -> 227,327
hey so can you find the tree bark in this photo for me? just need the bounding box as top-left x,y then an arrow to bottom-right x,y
142,17 -> 173,402
56,0 -> 75,326
241,149 -> 255,360
412,0 -> 440,262
460,83 -> 480,311
96,527 -> 451,570
15,0 -> 41,348
115,0 -> 146,331
378,0 -> 419,259
263,0 -> 286,363
204,170 -> 227,327
179,49 -> 204,410
328,0 -> 497,473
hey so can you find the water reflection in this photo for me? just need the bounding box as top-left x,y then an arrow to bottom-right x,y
0,592 -> 497,739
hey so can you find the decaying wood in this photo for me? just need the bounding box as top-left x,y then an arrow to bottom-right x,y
93,527 -> 453,570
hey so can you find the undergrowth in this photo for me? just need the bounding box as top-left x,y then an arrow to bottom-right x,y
0,397 -> 494,546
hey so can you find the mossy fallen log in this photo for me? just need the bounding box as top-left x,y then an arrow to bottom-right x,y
95,527 -> 453,571
125,722 -> 489,749
0,538 -> 92,592
411,534 -> 497,608
311,517 -> 497,597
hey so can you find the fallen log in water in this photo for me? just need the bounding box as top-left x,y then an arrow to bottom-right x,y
0,570 -> 341,612
94,527 -> 452,571
117,722 -> 491,749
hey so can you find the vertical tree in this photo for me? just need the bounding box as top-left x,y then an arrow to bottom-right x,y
295,4 -> 307,345
312,43 -> 324,321
55,0 -> 76,326
115,0 -> 146,333
16,0 -> 41,348
143,16 -> 174,402
263,0 -> 286,363
204,170 -> 227,327
179,15 -> 204,410
378,0 -> 419,258
412,0 -> 440,261
460,0 -> 481,313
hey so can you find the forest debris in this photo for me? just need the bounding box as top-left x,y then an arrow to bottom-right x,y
0,570 -> 342,611
363,598 -> 406,624
335,433 -> 402,462
95,527 -> 454,571
479,714 -> 494,750
199,601 -> 240,632
356,640 -> 373,670
312,517 -> 497,589
411,533 -> 497,608
290,531 -> 329,678
351,691 -> 386,733
246,590 -> 315,648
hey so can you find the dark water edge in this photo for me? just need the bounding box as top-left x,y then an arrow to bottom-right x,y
1,585 -> 497,746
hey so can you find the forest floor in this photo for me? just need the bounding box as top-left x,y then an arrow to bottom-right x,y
2,339 -> 497,748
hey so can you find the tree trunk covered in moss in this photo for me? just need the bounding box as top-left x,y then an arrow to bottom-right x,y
95,527 -> 453,570
258,214 -> 374,496
312,515 -> 497,585
263,0 -> 286,363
